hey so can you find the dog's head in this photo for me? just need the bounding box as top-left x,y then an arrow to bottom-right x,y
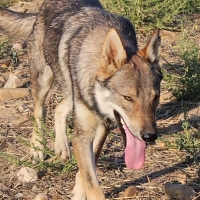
95,28 -> 162,169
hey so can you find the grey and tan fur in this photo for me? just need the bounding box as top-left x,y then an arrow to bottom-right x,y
0,0 -> 162,199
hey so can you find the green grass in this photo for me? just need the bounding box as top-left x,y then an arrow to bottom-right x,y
1,0 -> 200,30
161,26 -> 200,164
175,120 -> 200,163
101,0 -> 200,30
0,39 -> 11,59
0,119 -> 77,174
163,27 -> 200,101
0,38 -> 23,67
0,150 -> 77,173
0,0 -> 18,7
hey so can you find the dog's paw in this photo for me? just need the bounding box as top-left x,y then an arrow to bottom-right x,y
54,135 -> 71,162
71,192 -> 87,200
30,134 -> 44,163
71,172 -> 87,200
29,144 -> 44,164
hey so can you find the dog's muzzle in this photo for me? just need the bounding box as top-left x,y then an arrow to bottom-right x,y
141,132 -> 158,142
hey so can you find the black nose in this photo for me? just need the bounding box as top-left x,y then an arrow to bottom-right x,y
142,133 -> 158,142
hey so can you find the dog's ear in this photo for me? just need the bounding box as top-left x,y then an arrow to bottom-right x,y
138,29 -> 161,70
97,28 -> 127,81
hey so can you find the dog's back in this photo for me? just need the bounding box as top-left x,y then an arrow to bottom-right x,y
33,0 -> 139,95
39,0 -> 103,20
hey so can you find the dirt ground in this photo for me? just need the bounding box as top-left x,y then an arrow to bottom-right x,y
0,1 -> 200,200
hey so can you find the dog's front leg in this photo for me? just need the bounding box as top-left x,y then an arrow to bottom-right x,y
72,136 -> 105,200
71,104 -> 105,200
71,170 -> 86,200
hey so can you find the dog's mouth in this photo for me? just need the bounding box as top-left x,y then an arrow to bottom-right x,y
114,110 -> 146,170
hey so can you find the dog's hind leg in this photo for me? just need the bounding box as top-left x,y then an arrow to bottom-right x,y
31,64 -> 54,162
54,97 -> 72,162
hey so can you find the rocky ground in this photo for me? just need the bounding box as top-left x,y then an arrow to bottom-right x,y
0,1 -> 200,200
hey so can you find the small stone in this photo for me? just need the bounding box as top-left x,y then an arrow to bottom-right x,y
12,43 -> 23,51
33,193 -> 48,200
12,39 -> 27,51
14,193 -> 23,198
0,58 -> 11,68
122,186 -> 140,198
0,88 -> 29,101
17,167 -> 38,183
4,73 -> 23,88
164,182 -> 196,200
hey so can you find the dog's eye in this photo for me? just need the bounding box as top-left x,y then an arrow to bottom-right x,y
124,96 -> 133,101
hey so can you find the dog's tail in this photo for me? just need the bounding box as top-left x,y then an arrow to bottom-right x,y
0,7 -> 37,38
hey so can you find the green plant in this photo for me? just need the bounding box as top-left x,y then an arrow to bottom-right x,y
156,135 -> 176,148
175,120 -> 200,163
173,110 -> 200,164
100,0 -> 200,30
0,39 -> 11,59
0,119 -> 77,173
0,38 -> 22,66
0,0 -> 19,7
164,27 -> 200,101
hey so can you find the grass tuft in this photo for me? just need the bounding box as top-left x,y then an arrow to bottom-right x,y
100,0 -> 200,30
0,119 -> 77,174
163,28 -> 200,101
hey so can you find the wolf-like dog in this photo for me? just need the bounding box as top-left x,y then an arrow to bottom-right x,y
0,0 -> 162,199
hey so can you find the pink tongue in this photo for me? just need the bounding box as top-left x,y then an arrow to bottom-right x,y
125,126 -> 146,169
